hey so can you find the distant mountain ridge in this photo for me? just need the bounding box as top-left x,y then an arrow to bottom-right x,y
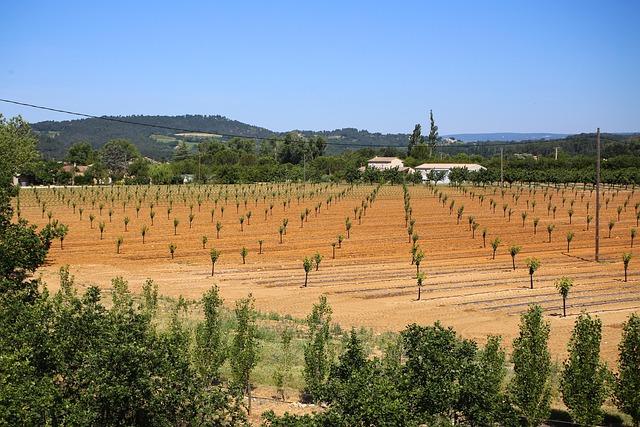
29,114 -> 629,160
445,132 -> 568,142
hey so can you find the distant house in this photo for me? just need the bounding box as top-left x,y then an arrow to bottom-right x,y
415,163 -> 485,184
12,174 -> 34,187
367,157 -> 404,170
181,174 -> 195,184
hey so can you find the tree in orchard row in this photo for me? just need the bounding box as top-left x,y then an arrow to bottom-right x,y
609,219 -> 615,238
201,235 -> 208,249
216,221 -> 222,239
547,224 -> 555,243
566,231 -> 575,253
258,239 -> 263,254
622,253 -> 632,282
240,247 -> 248,264
414,249 -> 424,275
173,218 -> 179,235
115,236 -> 123,254
302,257 -> 313,287
556,276 -> 573,317
141,224 -> 148,243
169,243 -> 177,259
210,248 -> 221,276
526,258 -> 541,289
124,216 -> 130,232
491,237 -> 501,260
415,272 -> 425,301
509,245 -> 521,270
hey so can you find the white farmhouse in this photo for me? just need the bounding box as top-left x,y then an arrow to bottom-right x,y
415,163 -> 485,184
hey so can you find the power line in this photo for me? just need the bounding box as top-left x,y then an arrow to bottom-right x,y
0,97 -> 572,151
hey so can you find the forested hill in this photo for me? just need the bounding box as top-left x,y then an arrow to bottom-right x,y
31,114 -> 639,161
32,115 -> 415,160
33,115 -> 276,160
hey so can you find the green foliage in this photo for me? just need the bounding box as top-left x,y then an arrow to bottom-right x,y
65,141 -> 95,165
401,322 -> 472,420
615,313 -> 640,426
0,271 -> 248,425
273,326 -> 294,400
195,285 -> 227,383
0,115 -> 39,189
561,313 -> 610,426
230,294 -> 260,405
302,295 -> 332,402
509,305 -> 552,427
100,139 -> 141,178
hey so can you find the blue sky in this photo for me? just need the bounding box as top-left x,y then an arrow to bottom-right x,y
1,1 -> 638,134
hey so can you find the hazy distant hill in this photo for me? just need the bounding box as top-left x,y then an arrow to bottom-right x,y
30,114 -> 627,160
446,132 -> 568,142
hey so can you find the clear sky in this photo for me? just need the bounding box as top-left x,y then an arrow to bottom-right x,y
1,0 -> 638,134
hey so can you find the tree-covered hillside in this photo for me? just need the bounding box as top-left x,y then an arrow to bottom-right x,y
33,115 -> 277,160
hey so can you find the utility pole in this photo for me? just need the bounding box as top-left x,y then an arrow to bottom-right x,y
500,147 -> 504,187
595,128 -> 601,262
555,147 -> 559,161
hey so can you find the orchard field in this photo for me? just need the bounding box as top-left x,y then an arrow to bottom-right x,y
15,181 -> 639,365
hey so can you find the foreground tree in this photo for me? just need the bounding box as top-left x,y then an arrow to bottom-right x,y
302,295 -> 332,402
615,313 -> 640,427
561,313 -> 610,427
509,305 -> 552,427
230,294 -> 260,415
195,285 -> 227,383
